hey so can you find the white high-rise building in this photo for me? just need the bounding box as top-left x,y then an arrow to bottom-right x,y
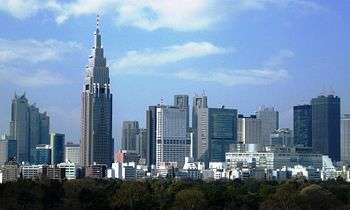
156,106 -> 190,168
256,107 -> 279,146
341,115 -> 350,164
238,115 -> 262,145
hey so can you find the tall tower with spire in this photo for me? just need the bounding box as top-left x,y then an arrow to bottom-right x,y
80,16 -> 113,167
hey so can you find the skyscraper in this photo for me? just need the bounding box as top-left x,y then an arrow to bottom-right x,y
237,115 -> 262,145
80,17 -> 113,167
146,105 -> 159,167
256,107 -> 279,146
50,133 -> 65,164
311,95 -> 340,161
293,105 -> 312,147
196,106 -> 237,164
121,121 -> 139,151
136,128 -> 147,160
192,94 -> 208,161
174,95 -> 189,129
341,115 -> 350,164
10,94 -> 29,163
156,106 -> 190,168
10,94 -> 49,163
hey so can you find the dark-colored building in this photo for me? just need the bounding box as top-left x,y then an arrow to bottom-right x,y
121,121 -> 139,151
294,105 -> 312,147
311,95 -> 341,161
209,107 -> 238,162
146,105 -> 158,168
35,144 -> 51,165
50,133 -> 65,165
174,95 -> 189,130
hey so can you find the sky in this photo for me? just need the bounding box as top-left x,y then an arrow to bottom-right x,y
0,0 -> 349,148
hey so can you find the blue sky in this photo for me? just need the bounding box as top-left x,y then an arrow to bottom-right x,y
0,0 -> 349,147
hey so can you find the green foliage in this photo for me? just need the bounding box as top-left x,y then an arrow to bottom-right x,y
0,178 -> 350,210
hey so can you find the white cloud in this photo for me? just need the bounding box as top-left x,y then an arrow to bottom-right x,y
174,68 -> 288,86
111,42 -> 228,73
0,0 -> 326,31
0,66 -> 70,87
0,38 -> 81,63
174,49 -> 294,86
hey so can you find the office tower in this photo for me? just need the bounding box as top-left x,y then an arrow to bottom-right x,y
50,133 -> 65,164
237,115 -> 262,145
192,94 -> 208,160
256,107 -> 279,146
80,17 -> 113,167
156,106 -> 190,168
174,95 -> 189,129
0,135 -> 16,165
121,121 -> 140,151
294,105 -> 312,147
341,115 -> 350,164
311,95 -> 341,161
10,94 -> 29,163
35,144 -> 51,165
196,106 -> 237,164
136,128 -> 147,160
146,105 -> 159,167
65,143 -> 80,165
10,93 -> 49,163
270,128 -> 293,147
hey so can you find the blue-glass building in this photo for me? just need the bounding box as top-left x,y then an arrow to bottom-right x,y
294,105 -> 312,147
50,133 -> 65,164
35,144 -> 51,165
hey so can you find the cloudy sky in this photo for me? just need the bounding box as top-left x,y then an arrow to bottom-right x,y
0,0 -> 349,147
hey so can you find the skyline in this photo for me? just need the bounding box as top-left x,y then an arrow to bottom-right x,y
0,1 -> 350,146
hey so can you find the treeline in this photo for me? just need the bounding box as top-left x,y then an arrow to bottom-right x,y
1,178 -> 350,210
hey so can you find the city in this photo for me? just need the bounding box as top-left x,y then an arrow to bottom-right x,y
0,1 -> 350,209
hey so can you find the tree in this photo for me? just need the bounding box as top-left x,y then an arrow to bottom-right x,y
172,188 -> 207,210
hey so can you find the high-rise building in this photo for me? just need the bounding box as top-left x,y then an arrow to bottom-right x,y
65,143 -> 80,165
156,106 -> 190,168
10,94 -> 49,164
146,105 -> 159,167
293,105 -> 312,147
174,95 -> 189,129
270,128 -> 294,147
192,94 -> 208,161
80,17 -> 113,167
196,107 -> 237,164
35,144 -> 51,165
121,121 -> 139,151
341,115 -> 350,164
136,128 -> 147,160
0,135 -> 16,165
50,133 -> 65,164
237,115 -> 262,145
311,95 -> 340,161
256,107 -> 279,146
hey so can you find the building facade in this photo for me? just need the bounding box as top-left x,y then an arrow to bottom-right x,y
80,17 -> 113,167
50,133 -> 65,164
196,107 -> 237,164
10,94 -> 49,164
192,94 -> 208,161
294,105 -> 312,147
237,115 -> 262,145
146,105 -> 159,167
311,95 -> 341,161
156,106 -> 190,168
0,135 -> 16,165
341,115 -> 350,164
174,95 -> 189,130
65,143 -> 80,165
270,128 -> 293,147
121,121 -> 139,151
256,107 -> 279,146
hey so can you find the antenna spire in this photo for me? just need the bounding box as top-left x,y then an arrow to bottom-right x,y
96,14 -> 100,31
